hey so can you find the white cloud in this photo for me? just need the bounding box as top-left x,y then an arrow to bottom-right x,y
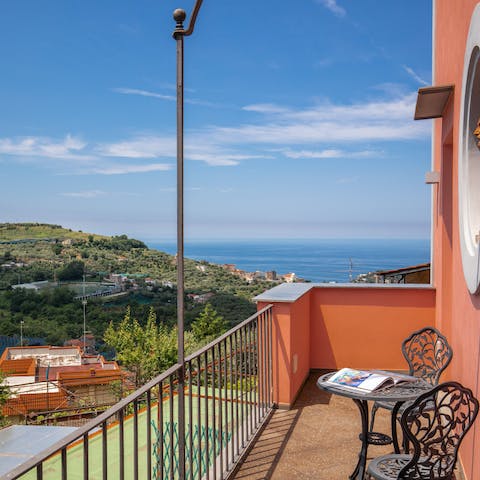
186,149 -> 270,167
214,93 -> 428,145
317,0 -> 346,17
91,163 -> 173,175
214,122 -> 423,145
113,87 -> 215,107
283,149 -> 344,159
98,136 -> 176,159
282,149 -> 378,159
100,133 -> 272,167
61,190 -> 106,198
2,93 -> 428,174
242,103 -> 290,114
0,134 -> 94,161
113,87 -> 176,102
92,93 -> 428,168
403,65 -> 429,86
372,83 -> 410,98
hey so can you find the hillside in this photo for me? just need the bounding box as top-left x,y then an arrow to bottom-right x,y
0,223 -> 268,346
0,223 -> 265,296
0,223 -> 108,242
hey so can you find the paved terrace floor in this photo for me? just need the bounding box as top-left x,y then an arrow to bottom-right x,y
233,372 -> 465,480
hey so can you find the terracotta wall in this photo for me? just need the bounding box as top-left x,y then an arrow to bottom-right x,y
258,285 -> 435,407
3,391 -> 67,416
434,2 -> 480,478
310,286 -> 436,370
258,292 -> 310,409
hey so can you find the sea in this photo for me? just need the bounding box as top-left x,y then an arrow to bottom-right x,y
146,238 -> 430,284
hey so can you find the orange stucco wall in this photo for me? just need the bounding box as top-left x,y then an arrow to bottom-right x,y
434,2 -> 480,478
310,286 -> 436,370
258,294 -> 310,408
258,285 -> 435,407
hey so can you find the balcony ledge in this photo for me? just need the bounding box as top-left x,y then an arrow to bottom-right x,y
254,282 -> 435,303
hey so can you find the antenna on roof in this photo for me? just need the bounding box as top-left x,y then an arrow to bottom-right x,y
349,258 -> 354,282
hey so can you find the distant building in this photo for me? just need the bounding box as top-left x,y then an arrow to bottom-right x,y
0,346 -> 123,421
1,262 -> 26,269
187,292 -> 214,304
266,271 -> 277,281
12,280 -> 50,291
106,273 -> 130,291
283,273 -> 296,283
375,263 -> 430,284
64,333 -> 96,354
243,272 -> 255,283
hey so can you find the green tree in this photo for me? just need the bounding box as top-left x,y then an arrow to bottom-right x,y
191,303 -> 228,343
104,306 -> 196,388
104,306 -> 142,386
57,260 -> 84,281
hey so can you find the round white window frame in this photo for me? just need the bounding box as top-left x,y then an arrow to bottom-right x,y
459,5 -> 480,295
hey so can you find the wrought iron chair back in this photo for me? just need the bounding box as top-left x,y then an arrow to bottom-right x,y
402,327 -> 452,386
398,382 -> 479,479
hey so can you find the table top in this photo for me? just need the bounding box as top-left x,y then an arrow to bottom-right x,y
317,371 -> 432,402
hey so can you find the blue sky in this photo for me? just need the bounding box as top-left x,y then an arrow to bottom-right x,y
0,0 -> 433,241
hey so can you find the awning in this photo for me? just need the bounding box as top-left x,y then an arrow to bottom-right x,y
414,85 -> 454,120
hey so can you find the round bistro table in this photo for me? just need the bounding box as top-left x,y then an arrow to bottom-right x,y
316,371 -> 431,480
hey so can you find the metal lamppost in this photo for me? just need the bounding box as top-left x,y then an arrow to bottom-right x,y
20,319 -> 24,347
82,273 -> 87,354
172,2 -> 204,478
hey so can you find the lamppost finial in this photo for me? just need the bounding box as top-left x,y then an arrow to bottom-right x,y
172,0 -> 203,37
173,8 -> 187,36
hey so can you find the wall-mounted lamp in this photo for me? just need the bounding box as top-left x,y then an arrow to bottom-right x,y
425,171 -> 441,184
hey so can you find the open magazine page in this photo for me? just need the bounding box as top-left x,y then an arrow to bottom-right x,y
371,370 -> 417,384
324,368 -> 415,394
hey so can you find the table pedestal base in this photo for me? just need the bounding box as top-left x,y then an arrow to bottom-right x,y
351,399 -> 369,480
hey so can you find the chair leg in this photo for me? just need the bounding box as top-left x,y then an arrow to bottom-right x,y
402,422 -> 410,454
369,402 -> 379,432
393,411 -> 410,453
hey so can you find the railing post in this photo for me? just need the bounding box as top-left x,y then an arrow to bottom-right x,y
5,308 -> 274,480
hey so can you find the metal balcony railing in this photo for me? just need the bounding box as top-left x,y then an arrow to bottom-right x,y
6,304 -> 274,480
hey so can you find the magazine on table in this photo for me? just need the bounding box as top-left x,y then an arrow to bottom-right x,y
324,368 -> 416,394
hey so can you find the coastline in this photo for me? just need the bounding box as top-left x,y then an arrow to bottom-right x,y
145,238 -> 430,284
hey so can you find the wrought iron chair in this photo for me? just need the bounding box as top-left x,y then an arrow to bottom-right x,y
369,326 -> 453,445
367,381 -> 479,480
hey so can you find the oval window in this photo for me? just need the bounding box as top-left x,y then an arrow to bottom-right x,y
459,6 -> 480,294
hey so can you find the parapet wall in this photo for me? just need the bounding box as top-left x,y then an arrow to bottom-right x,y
256,283 -> 436,408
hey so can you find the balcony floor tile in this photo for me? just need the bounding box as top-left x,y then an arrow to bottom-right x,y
233,372 -> 395,479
